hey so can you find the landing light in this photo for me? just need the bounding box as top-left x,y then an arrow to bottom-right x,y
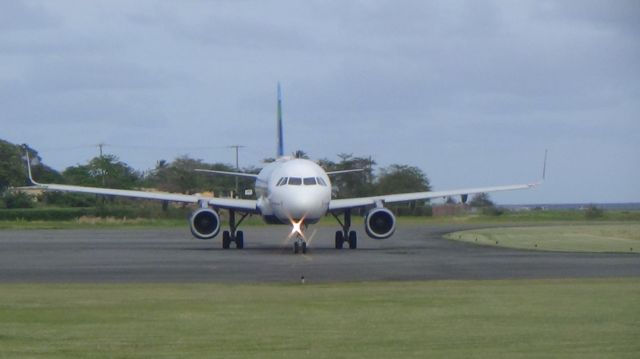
289,217 -> 305,239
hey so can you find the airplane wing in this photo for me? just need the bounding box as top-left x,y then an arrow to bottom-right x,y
23,155 -> 258,213
329,182 -> 539,211
27,182 -> 259,213
330,150 -> 547,211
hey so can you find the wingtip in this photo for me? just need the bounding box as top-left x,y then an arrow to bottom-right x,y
22,147 -> 38,185
529,180 -> 542,188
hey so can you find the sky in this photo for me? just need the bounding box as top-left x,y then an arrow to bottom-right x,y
1,0 -> 638,204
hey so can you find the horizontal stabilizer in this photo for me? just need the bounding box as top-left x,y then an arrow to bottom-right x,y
326,168 -> 365,176
195,169 -> 258,178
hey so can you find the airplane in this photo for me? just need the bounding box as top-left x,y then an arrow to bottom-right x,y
23,85 -> 544,254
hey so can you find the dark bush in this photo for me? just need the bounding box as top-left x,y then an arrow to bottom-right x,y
40,192 -> 97,207
0,205 -> 191,221
0,208 -> 94,220
392,205 -> 433,216
584,204 -> 604,220
481,206 -> 504,216
2,191 -> 35,209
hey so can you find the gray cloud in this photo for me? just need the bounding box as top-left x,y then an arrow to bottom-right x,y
0,0 -> 57,30
1,0 -> 638,203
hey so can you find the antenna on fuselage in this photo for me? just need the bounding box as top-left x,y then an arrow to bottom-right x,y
276,82 -> 284,158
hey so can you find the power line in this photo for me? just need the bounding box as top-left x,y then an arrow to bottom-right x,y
108,144 -> 231,151
36,143 -> 247,153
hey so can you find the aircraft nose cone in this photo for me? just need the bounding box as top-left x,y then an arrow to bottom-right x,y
287,195 -> 316,220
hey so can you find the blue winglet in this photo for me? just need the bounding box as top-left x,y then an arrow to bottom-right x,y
276,82 -> 284,158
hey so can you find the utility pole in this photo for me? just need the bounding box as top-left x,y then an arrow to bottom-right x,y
97,143 -> 107,187
95,142 -> 108,203
228,145 -> 245,198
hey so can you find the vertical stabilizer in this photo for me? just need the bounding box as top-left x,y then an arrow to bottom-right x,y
276,83 -> 284,158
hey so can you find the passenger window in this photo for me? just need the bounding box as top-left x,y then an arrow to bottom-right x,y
288,177 -> 302,185
303,177 -> 317,185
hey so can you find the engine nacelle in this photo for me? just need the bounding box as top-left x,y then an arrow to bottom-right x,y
189,208 -> 221,240
364,207 -> 396,239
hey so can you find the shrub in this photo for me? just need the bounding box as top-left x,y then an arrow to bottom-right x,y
0,205 -> 191,221
2,191 -> 34,209
584,204 -> 604,220
481,206 -> 504,216
0,208 -> 94,220
40,192 -> 97,207
392,205 -> 433,216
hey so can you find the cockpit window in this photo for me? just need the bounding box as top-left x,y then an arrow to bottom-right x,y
278,177 -> 325,186
288,177 -> 302,185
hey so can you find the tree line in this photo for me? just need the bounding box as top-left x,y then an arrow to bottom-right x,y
0,139 -> 436,210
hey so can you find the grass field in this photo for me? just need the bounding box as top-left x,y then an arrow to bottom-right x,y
0,217 -> 187,230
1,208 -> 639,230
446,224 -> 640,253
0,279 -> 639,358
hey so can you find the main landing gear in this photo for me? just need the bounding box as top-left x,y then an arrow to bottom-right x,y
332,209 -> 357,249
222,210 -> 249,249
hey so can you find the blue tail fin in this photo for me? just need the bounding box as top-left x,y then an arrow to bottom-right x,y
276,83 -> 284,158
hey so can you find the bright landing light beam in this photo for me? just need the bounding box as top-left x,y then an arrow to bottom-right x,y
285,215 -> 317,252
288,217 -> 306,240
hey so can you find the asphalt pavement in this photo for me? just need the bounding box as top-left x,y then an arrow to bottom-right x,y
0,224 -> 638,283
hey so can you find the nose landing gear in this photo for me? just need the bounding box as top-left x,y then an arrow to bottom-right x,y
293,236 -> 307,254
290,219 -> 308,254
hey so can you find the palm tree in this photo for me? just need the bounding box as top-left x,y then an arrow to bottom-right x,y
293,150 -> 309,159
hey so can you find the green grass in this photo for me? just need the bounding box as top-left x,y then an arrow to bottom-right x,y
2,209 -> 639,231
0,218 -> 185,230
446,224 -> 640,253
412,209 -> 640,224
0,213 -> 268,230
0,279 -> 638,358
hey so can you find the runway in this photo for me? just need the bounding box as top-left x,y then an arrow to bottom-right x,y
0,225 -> 638,283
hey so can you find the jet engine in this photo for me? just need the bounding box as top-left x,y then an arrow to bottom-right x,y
364,207 -> 396,239
189,208 -> 221,239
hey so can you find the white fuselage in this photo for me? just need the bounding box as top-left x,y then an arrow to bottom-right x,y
255,158 -> 331,224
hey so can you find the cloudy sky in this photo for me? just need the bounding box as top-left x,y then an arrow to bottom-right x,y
1,0 -> 638,204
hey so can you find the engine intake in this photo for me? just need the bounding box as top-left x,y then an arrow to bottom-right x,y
189,208 -> 221,240
365,207 -> 396,239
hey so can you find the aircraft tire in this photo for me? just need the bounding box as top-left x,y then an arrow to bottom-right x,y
348,231 -> 357,249
222,231 -> 231,249
294,241 -> 300,254
236,231 -> 244,249
335,231 -> 344,249
302,241 -> 307,254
